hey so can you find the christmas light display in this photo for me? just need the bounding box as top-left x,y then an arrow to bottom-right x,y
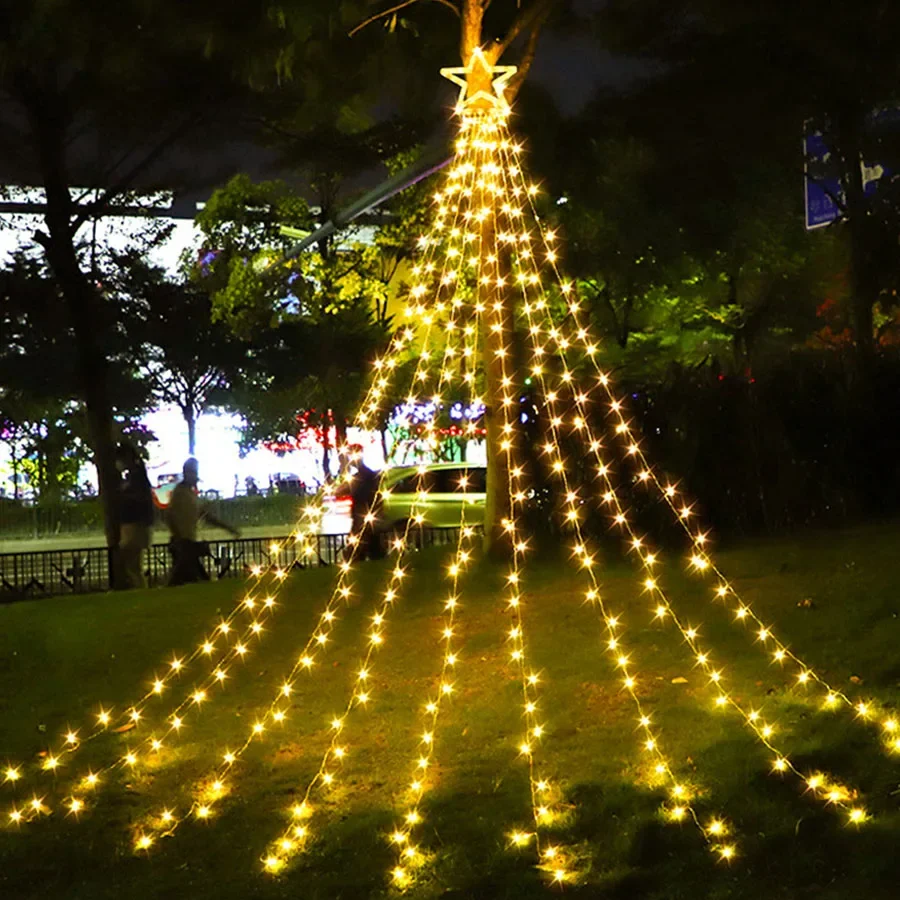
3,50 -> 887,890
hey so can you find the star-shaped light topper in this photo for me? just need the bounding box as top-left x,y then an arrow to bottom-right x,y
440,47 -> 517,114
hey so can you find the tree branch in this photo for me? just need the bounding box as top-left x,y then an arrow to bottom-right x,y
70,114 -> 203,233
497,0 -> 557,57
505,14 -> 547,99
349,0 -> 459,38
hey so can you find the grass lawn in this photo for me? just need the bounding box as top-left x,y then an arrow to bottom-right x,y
1,522 -> 899,899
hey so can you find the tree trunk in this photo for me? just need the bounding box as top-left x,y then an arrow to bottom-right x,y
456,0 -> 549,556
836,110 -> 878,379
460,0 -> 487,66
320,413 -> 332,482
186,409 -> 197,456
480,213 -> 513,558
11,441 -> 19,501
26,87 -> 123,582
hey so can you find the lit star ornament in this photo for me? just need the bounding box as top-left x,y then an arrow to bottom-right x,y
440,48 -> 517,114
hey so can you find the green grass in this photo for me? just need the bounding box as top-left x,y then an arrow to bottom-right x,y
1,523 -> 900,899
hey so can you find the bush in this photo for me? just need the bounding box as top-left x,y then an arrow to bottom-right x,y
0,494 -> 306,539
620,351 -> 900,535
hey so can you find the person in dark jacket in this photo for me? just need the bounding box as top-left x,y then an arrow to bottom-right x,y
347,445 -> 382,560
116,442 -> 155,589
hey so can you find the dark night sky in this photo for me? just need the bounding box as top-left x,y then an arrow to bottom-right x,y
0,0 -> 642,205
179,18 -> 642,205
529,0 -> 645,114
531,36 -> 646,114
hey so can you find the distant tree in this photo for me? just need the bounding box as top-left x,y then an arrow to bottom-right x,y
0,1 -> 381,561
0,255 -> 150,503
0,4 -> 256,556
596,0 -> 900,376
221,277 -> 392,480
109,255 -> 245,456
195,172 -> 415,475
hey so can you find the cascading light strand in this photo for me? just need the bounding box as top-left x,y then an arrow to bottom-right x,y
529,308 -> 865,825
599,398 -> 894,739
386,503 -> 478,890
7,121 -> 436,832
61,591 -> 287,817
503,134 -> 893,755
387,251 -> 484,890
124,314 -> 426,844
143,153 -> 484,856
264,149 -> 491,875
263,545 -> 421,874
496,151 -> 868,827
504,236 -> 729,857
4,577 -> 283,810
480,132 -> 573,886
143,341 -> 442,847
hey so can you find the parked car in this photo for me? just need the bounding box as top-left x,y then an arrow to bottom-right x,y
379,463 -> 486,532
323,462 -> 486,534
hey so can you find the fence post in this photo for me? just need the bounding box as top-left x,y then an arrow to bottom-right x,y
106,546 -> 115,592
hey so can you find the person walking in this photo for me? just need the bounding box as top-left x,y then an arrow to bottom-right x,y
346,445 -> 382,560
116,442 -> 154,589
166,457 -> 240,586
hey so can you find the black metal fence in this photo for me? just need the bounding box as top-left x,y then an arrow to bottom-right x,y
0,526 -> 475,602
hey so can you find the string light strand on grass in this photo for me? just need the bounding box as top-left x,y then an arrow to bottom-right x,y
504,139 -> 893,752
263,200 -> 486,873
129,201 -> 473,852
492,135 -> 868,827
502,215 -> 728,856
388,258 -> 483,890
483,125 -> 571,885
136,142 -> 484,854
3,576 -> 283,809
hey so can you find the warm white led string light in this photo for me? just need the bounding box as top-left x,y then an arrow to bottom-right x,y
135,140 -> 483,853
507,269 -> 730,855
261,176 -> 486,871
4,577 -> 285,820
508,144 -> 896,756
493,134 -> 869,826
387,257 -> 483,889
489,144 -> 736,863
3,53 -> 880,881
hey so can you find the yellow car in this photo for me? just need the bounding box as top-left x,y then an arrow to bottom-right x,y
377,462 -> 486,533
